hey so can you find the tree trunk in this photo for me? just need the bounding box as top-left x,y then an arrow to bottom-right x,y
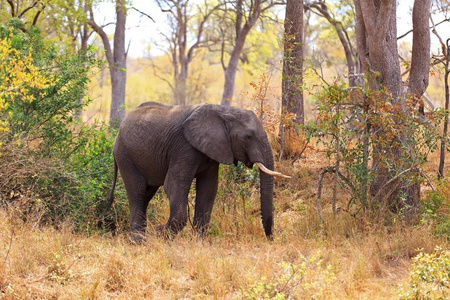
109,0 -> 127,127
354,0 -> 428,213
88,0 -> 127,128
221,22 -> 253,106
219,1 -> 281,106
110,67 -> 126,126
408,0 -> 431,99
356,0 -> 403,204
174,71 -> 188,105
438,40 -> 449,179
402,0 -> 432,209
282,0 -> 304,124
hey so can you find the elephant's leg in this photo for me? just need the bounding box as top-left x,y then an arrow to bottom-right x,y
127,185 -> 158,243
119,161 -> 156,242
193,163 -> 219,236
132,185 -> 158,234
161,171 -> 193,239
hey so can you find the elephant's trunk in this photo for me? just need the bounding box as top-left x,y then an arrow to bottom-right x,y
257,143 -> 275,240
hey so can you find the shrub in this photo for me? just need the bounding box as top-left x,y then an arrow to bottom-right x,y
214,162 -> 260,236
399,246 -> 450,300
243,71 -> 309,160
242,253 -> 338,299
0,20 -> 101,154
421,179 -> 450,240
0,122 -> 127,233
313,81 -> 447,216
0,19 -> 127,233
0,21 -> 51,133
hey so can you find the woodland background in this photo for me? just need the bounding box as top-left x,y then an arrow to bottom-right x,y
0,0 -> 449,299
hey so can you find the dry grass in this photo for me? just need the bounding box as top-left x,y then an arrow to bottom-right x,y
1,149 -> 448,299
0,214 -> 416,299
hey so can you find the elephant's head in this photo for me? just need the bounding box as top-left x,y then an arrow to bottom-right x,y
182,104 -> 290,239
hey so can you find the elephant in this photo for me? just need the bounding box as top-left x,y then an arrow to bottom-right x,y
104,101 -> 290,242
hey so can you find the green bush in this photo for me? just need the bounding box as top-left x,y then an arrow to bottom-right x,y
313,81 -> 447,215
0,122 -> 128,233
0,19 -> 128,233
1,20 -> 101,154
421,187 -> 450,241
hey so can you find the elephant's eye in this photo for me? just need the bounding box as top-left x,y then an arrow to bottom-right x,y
245,134 -> 253,141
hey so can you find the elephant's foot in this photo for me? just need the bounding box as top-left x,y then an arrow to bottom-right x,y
156,224 -> 175,240
129,230 -> 146,244
192,230 -> 213,246
193,224 -> 209,239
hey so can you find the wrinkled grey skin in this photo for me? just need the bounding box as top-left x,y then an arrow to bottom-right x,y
106,102 -> 275,242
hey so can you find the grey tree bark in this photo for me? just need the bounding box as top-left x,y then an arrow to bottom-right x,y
354,0 -> 431,212
282,0 -> 304,125
89,0 -> 127,127
408,0 -> 431,99
438,39 -> 449,179
221,18 -> 254,106
110,0 -> 127,126
355,0 -> 402,97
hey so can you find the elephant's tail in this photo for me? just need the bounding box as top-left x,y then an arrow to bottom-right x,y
100,157 -> 118,218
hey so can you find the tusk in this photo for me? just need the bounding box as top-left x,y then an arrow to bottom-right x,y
256,162 -> 292,179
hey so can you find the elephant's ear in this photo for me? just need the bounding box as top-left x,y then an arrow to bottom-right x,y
182,105 -> 234,165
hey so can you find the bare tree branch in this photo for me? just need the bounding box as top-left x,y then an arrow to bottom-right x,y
32,3 -> 46,26
130,6 -> 156,22
19,1 -> 38,18
88,7 -> 114,66
148,59 -> 176,92
7,0 -> 15,17
398,17 -> 449,40
186,2 -> 222,63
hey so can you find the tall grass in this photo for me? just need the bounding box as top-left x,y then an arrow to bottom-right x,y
1,149 -> 448,299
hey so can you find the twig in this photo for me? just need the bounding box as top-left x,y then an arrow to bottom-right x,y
310,57 -> 329,86
291,142 -> 309,164
0,86 -> 21,95
333,105 -> 341,217
372,168 -> 414,201
397,17 -> 449,40
279,263 -> 303,295
420,170 -> 436,192
130,6 -> 156,22
438,38 -> 450,179
3,228 -> 14,264
317,167 -> 329,223
431,16 -> 447,57
317,166 -> 359,222
27,254 -> 81,284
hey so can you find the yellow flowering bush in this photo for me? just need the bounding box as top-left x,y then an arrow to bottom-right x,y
0,30 -> 50,133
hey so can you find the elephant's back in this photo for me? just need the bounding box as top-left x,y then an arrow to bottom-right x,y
114,104 -> 195,185
125,103 -> 193,125
118,104 -> 190,148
